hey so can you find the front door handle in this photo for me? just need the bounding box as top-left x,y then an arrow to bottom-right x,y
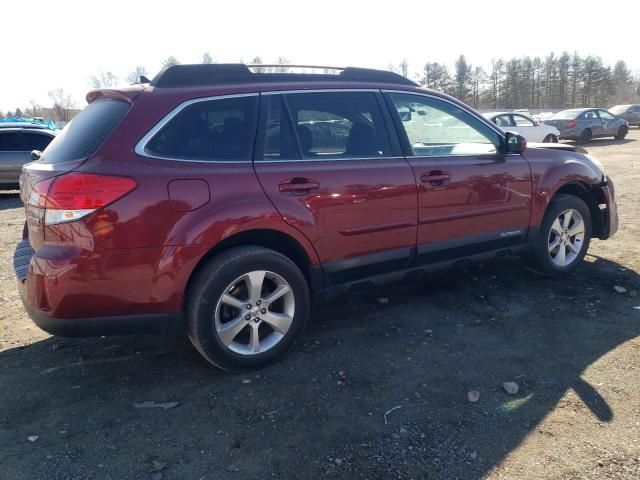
420,171 -> 451,186
278,178 -> 320,193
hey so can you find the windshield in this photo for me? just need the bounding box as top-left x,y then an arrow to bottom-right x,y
550,110 -> 582,120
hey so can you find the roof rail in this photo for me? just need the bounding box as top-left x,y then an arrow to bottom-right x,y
150,64 -> 418,88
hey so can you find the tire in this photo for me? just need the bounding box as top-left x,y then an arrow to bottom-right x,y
543,134 -> 558,143
577,129 -> 592,144
524,194 -> 592,277
186,246 -> 310,371
614,126 -> 628,140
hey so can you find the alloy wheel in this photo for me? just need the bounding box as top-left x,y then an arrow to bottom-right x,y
214,270 -> 295,355
547,209 -> 585,267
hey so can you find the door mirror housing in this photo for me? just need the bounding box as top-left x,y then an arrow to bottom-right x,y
30,150 -> 42,161
505,132 -> 527,154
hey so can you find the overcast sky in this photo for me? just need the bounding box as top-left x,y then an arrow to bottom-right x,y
2,0 -> 638,112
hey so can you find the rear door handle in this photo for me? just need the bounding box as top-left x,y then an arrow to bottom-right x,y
420,171 -> 451,186
278,178 -> 320,193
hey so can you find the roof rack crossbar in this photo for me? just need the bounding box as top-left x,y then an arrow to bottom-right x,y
150,64 -> 418,88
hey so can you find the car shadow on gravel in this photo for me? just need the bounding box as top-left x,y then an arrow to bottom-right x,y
1,254 -> 639,479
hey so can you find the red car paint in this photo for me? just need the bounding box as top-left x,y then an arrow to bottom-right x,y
15,77 -> 618,335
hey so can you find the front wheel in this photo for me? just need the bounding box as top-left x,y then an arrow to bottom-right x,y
614,126 -> 628,140
543,134 -> 558,143
524,195 -> 592,277
186,246 -> 310,371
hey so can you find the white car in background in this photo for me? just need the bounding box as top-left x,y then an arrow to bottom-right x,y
484,112 -> 560,143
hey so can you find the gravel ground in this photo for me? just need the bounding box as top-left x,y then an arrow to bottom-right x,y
1,130 -> 639,479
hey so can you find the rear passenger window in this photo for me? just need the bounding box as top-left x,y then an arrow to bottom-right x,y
23,133 -> 54,151
281,92 -> 391,160
0,132 -> 23,151
145,96 -> 258,161
493,115 -> 512,127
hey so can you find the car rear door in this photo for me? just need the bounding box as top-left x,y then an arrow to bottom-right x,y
383,91 -> 532,264
253,90 -> 418,285
0,131 -> 27,183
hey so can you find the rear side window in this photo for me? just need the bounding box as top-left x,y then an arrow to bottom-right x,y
0,132 -> 23,151
145,96 -> 258,162
40,99 -> 130,164
493,115 -> 512,127
282,92 -> 392,159
23,132 -> 54,151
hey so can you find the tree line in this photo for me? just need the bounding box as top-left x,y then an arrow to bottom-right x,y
391,53 -> 640,110
2,52 -> 639,123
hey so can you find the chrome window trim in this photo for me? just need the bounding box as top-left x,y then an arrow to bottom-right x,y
381,89 -> 507,139
261,88 -> 379,95
134,92 -> 259,164
258,156 -> 406,164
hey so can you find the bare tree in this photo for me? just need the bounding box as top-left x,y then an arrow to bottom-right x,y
48,89 -> 76,123
89,71 -> 119,88
202,52 -> 213,64
126,66 -> 148,84
163,56 -> 180,68
275,56 -> 291,73
399,59 -> 409,78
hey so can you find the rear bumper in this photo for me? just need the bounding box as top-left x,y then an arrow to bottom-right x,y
14,239 -> 184,337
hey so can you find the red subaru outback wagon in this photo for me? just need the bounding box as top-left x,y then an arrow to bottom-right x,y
15,64 -> 618,370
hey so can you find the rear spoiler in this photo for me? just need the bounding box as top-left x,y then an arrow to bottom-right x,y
86,85 -> 145,104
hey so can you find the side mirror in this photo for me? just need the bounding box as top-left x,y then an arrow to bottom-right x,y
399,110 -> 412,122
31,150 -> 42,161
505,132 -> 527,154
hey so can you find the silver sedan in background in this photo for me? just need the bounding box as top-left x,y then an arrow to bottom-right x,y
544,108 -> 629,144
0,125 -> 56,188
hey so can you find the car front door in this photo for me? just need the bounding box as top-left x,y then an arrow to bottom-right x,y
511,114 -> 539,141
384,92 -> 532,264
0,131 -> 27,184
597,110 -> 619,135
254,91 -> 418,286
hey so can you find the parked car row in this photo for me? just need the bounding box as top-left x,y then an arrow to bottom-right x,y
484,105 -> 638,146
0,121 -> 57,187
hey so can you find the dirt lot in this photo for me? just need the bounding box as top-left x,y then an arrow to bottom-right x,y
1,130 -> 639,480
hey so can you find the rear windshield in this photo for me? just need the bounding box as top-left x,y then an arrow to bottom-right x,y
550,110 -> 580,120
39,99 -> 130,164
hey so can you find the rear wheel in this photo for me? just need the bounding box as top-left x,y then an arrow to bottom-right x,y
186,246 -> 310,371
614,126 -> 628,140
524,194 -> 591,277
577,129 -> 592,144
543,134 -> 558,143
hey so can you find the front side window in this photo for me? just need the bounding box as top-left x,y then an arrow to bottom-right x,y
388,93 -> 500,157
145,95 -> 258,161
0,132 -> 23,151
282,92 -> 391,159
513,114 -> 535,127
493,115 -> 512,127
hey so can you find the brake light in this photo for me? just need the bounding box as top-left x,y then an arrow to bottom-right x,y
565,120 -> 577,129
36,173 -> 136,225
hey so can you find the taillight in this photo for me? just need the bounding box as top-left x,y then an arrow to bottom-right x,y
35,173 -> 136,225
565,120 -> 577,129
